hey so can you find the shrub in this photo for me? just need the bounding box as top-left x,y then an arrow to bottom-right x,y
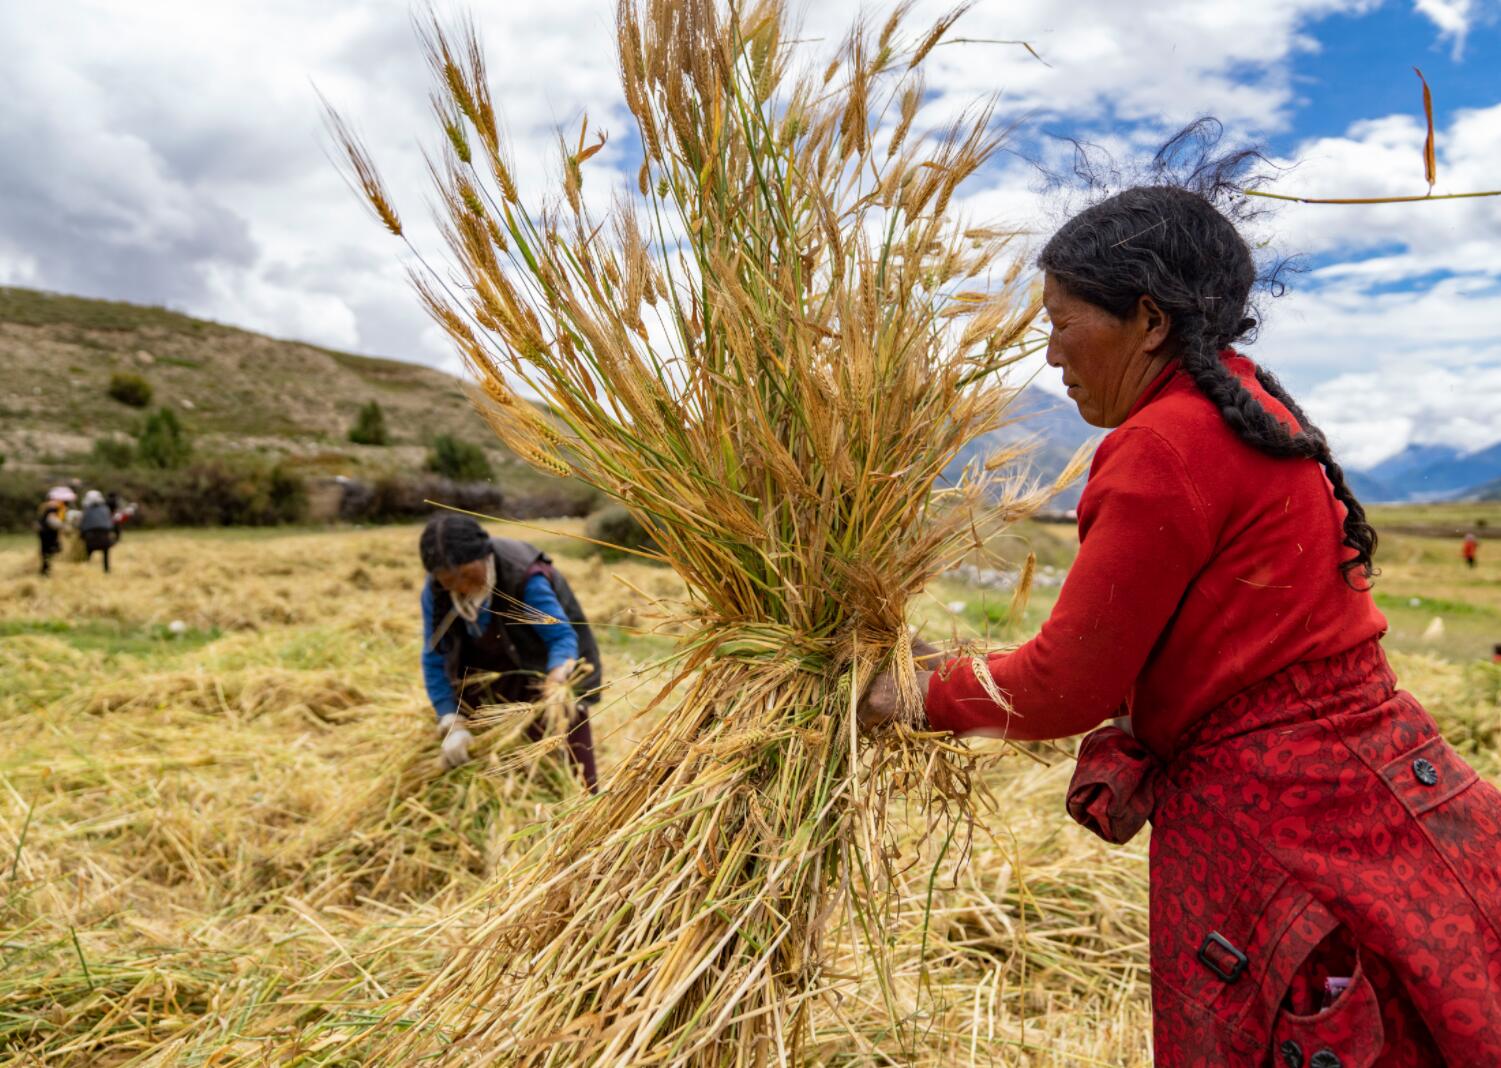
267,463 -> 309,522
107,372 -> 153,408
2,462 -> 305,531
91,436 -> 135,468
350,473 -> 506,523
136,407 -> 192,469
0,472 -> 45,531
347,400 -> 390,446
585,504 -> 660,560
506,483 -> 600,520
142,461 -> 308,527
425,434 -> 492,481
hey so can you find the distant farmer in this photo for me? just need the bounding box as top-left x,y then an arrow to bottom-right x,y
1462,531 -> 1479,569
79,490 -> 119,573
419,513 -> 601,790
863,182 -> 1501,1064
106,492 -> 124,538
36,487 -> 71,576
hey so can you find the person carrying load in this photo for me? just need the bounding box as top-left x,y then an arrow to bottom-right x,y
36,487 -> 72,576
79,490 -> 119,573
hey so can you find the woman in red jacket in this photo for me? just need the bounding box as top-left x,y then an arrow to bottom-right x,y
865,186 -> 1501,1067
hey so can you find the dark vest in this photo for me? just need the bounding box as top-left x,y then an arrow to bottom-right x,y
428,537 -> 603,709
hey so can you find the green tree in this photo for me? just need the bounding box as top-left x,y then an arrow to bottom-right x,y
107,372 -> 153,408
136,407 -> 192,469
347,400 -> 390,445
425,434 -> 492,481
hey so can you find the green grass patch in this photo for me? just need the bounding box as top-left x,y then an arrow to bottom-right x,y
1374,591 -> 1495,617
0,619 -> 221,657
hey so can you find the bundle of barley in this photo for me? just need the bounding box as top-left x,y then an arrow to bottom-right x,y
330,2 -> 1079,1061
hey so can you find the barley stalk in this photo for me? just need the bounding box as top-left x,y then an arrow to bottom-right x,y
327,3 -> 1068,1063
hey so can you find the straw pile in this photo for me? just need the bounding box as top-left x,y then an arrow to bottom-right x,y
327,2 -> 1089,1062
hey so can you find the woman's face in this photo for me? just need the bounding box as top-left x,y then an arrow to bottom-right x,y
1042,274 -> 1172,428
435,558 -> 490,598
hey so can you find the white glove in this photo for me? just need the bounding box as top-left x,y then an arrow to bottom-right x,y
437,713 -> 474,769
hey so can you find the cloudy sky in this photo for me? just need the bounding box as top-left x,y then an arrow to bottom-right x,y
2,0 -> 1498,467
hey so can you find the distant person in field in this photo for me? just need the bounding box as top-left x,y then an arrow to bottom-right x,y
36,487 -> 71,576
111,495 -> 139,537
863,169 -> 1501,1065
418,513 -> 601,790
78,490 -> 119,573
1462,531 -> 1479,569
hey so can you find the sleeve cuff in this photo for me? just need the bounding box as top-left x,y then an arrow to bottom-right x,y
924,655 -> 1014,737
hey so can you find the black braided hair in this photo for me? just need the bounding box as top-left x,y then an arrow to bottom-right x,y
1037,182 -> 1378,587
419,513 -> 491,573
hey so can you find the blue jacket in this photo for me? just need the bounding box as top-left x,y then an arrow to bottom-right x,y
421,571 -> 579,720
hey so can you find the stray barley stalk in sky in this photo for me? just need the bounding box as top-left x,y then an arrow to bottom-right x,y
329,1 -> 1074,1062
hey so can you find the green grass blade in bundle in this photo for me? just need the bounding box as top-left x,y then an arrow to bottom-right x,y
327,1 -> 1075,1062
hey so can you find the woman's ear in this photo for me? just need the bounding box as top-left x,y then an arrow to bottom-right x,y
1138,294 -> 1173,355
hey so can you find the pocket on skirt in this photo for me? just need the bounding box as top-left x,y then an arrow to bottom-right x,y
1271,925 -> 1386,1068
1149,797 -> 1383,1065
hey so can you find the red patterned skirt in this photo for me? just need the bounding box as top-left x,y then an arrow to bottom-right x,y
1067,639 -> 1501,1067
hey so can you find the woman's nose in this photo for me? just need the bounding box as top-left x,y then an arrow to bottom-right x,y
1043,336 -> 1062,368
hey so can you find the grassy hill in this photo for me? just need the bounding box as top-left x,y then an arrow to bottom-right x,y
0,286 -> 583,511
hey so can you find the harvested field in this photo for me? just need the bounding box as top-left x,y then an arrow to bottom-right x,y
2,520 -> 1496,1064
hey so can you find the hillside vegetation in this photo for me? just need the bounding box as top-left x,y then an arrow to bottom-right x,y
0,286 -> 592,524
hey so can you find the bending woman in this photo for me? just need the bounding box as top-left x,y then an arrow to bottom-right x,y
420,513 -> 602,790
863,186 -> 1501,1066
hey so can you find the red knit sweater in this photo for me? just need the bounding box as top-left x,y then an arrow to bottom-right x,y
925,354 -> 1388,759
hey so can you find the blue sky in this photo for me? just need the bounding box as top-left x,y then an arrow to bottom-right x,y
1,0 -> 1498,467
1285,3 -> 1498,144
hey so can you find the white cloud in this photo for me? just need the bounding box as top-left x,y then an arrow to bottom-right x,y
1247,101 -> 1501,465
0,0 -> 1382,362
1,0 -> 1494,469
0,0 -> 635,362
1302,363 -> 1501,466
800,0 -> 1376,134
1412,0 -> 1481,56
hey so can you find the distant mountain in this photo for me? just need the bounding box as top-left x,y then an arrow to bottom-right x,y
944,387 -> 1096,508
1364,443 -> 1464,488
950,395 -> 1501,511
1344,469 -> 1392,503
1461,474 -> 1501,503
1358,441 -> 1501,502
